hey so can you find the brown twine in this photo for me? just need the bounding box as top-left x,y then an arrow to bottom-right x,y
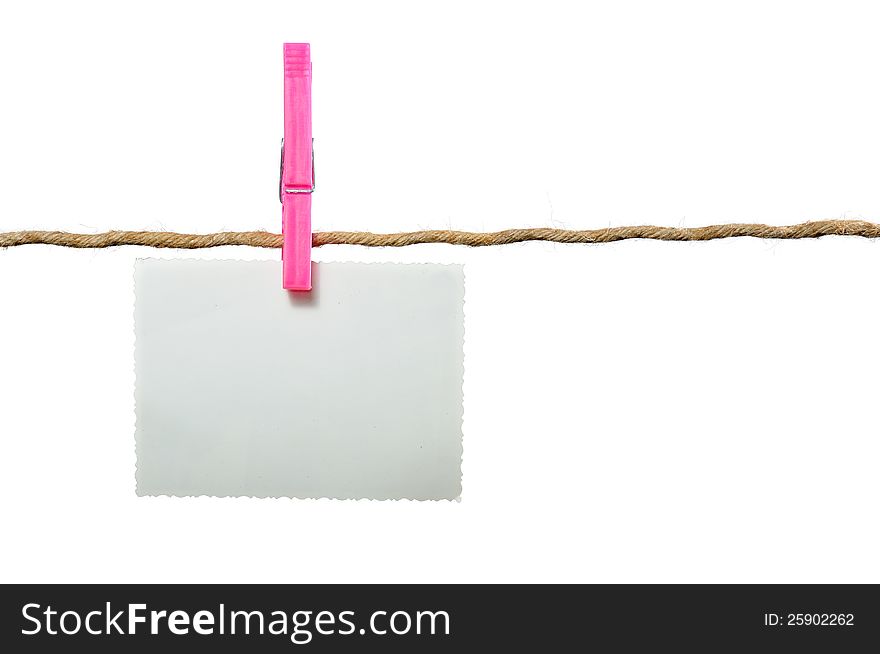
1,220 -> 879,250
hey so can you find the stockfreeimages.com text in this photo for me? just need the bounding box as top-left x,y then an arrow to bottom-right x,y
21,602 -> 450,645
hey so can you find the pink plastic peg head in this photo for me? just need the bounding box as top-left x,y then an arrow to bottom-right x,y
281,43 -> 313,291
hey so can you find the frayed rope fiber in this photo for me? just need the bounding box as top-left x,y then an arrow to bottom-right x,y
2,220 -> 880,250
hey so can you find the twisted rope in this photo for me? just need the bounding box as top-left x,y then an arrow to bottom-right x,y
1,220 -> 879,250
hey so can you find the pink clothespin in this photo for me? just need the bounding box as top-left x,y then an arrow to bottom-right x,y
281,43 -> 313,290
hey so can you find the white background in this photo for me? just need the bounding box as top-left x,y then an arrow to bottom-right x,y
2,0 -> 880,583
